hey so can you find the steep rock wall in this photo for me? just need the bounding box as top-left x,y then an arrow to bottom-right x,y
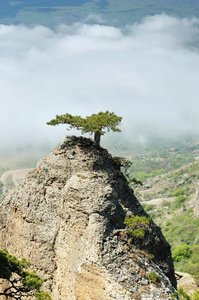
0,136 -> 177,299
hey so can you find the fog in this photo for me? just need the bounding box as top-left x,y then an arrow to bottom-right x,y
1,14 -> 199,153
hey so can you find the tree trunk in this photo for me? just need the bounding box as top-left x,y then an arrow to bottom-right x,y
94,133 -> 101,148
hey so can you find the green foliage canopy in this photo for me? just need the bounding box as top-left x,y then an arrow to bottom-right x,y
47,111 -> 122,147
172,244 -> 192,262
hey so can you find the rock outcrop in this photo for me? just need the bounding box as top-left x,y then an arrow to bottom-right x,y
0,136 -> 177,299
176,271 -> 198,295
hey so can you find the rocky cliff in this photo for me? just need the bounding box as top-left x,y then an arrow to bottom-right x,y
0,136 -> 177,299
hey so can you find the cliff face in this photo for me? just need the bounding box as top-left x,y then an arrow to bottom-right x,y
0,136 -> 177,300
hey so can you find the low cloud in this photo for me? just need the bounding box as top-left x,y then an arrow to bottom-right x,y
0,14 -> 199,152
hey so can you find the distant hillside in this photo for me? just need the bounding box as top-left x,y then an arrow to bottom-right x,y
1,0 -> 199,27
130,144 -> 199,287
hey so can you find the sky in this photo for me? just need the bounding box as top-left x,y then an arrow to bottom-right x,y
1,14 -> 199,153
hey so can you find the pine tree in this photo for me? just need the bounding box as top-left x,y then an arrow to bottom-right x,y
0,249 -> 51,299
47,111 -> 122,147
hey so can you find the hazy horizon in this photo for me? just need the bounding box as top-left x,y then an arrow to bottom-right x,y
1,14 -> 199,153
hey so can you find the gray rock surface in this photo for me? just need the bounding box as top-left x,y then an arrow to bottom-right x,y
176,271 -> 198,295
0,136 -> 177,299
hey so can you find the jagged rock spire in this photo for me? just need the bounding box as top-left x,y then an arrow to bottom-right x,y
0,136 -> 177,300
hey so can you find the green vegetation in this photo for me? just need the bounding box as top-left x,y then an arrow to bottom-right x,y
138,188 -> 199,287
162,211 -> 199,248
129,143 -> 199,183
177,287 -> 191,300
34,291 -> 52,300
171,292 -> 178,299
120,140 -> 199,294
172,188 -> 187,197
148,271 -> 161,285
192,290 -> 199,300
172,244 -> 192,262
114,157 -> 143,186
182,245 -> 199,281
171,195 -> 186,210
47,111 -> 122,147
124,215 -> 151,239
142,204 -> 154,212
136,169 -> 166,183
0,249 -> 51,299
172,287 -> 199,300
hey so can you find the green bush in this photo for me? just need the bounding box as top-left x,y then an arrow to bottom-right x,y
171,195 -> 186,210
177,287 -> 191,300
192,290 -> 199,300
35,291 -> 52,300
144,204 -> 154,212
172,244 -> 192,262
172,188 -> 186,197
127,228 -> 145,239
176,195 -> 186,202
148,271 -> 161,285
171,292 -> 178,299
22,271 -> 43,290
124,215 -> 151,239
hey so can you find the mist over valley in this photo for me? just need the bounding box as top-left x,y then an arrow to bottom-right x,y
0,12 -> 199,154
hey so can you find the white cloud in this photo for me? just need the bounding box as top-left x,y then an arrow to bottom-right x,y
0,14 -> 199,152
